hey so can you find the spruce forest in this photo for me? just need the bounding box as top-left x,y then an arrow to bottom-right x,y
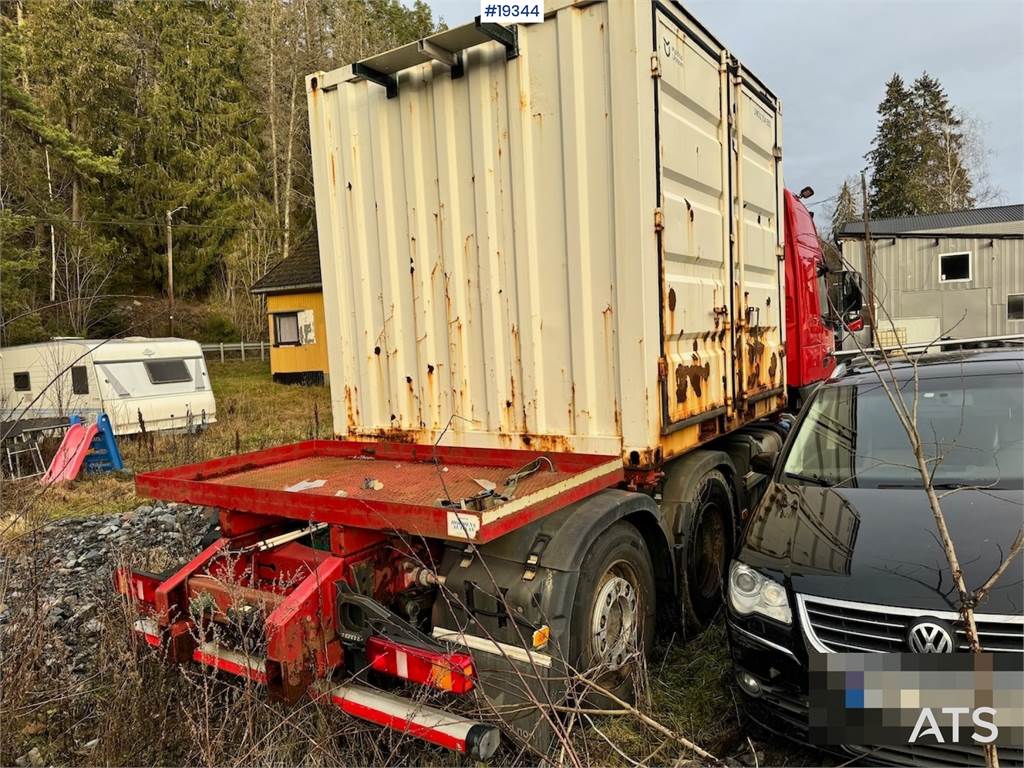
0,0 -> 439,346
829,71 -> 998,238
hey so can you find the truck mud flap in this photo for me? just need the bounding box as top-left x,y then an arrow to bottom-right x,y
433,626 -> 561,752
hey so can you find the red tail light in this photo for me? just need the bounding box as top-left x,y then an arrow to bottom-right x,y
366,636 -> 475,694
114,567 -> 162,608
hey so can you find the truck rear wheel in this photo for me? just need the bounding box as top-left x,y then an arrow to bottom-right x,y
569,521 -> 655,704
678,469 -> 733,632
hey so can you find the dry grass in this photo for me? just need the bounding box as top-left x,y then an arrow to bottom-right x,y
0,360 -> 818,766
1,360 -> 332,523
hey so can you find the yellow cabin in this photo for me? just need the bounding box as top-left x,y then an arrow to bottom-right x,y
251,233 -> 329,385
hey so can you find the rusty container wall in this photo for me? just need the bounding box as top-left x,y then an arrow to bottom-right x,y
307,0 -> 785,468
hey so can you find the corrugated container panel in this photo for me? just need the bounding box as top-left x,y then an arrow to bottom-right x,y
308,0 -> 784,466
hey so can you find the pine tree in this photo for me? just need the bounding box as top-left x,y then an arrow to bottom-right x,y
830,179 -> 860,239
116,0 -> 272,297
912,72 -> 973,212
1,3 -> 125,338
866,74 -> 919,217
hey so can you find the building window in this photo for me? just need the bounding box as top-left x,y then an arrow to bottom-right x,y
13,372 -> 30,392
71,365 -> 89,395
274,312 -> 301,346
143,359 -> 193,385
939,251 -> 971,282
1009,294 -> 1024,322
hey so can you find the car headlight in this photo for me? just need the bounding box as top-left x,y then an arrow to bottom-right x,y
729,561 -> 791,624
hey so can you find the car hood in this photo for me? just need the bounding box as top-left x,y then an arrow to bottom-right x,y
738,482 -> 1024,615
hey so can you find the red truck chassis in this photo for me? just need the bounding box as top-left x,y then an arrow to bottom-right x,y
117,440 -> 623,759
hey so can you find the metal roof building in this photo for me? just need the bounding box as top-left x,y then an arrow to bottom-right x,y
837,204 -> 1024,343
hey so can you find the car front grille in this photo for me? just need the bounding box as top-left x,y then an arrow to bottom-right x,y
846,742 -> 1024,767
796,594 -> 1024,653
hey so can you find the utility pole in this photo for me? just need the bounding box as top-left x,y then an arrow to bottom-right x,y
860,172 -> 875,346
166,205 -> 186,334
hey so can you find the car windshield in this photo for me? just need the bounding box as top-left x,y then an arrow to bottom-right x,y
782,373 -> 1023,489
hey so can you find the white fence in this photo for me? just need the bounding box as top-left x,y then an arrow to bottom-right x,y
200,341 -> 268,362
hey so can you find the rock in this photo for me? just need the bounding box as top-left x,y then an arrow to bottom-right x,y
25,747 -> 43,767
3,500 -> 219,682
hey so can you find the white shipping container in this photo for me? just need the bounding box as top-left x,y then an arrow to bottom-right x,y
307,0 -> 785,468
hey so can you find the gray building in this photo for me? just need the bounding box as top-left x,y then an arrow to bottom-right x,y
837,204 -> 1024,343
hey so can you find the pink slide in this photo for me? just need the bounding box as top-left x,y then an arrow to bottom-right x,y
41,422 -> 99,485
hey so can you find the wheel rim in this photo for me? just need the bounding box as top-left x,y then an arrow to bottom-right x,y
692,498 -> 726,600
590,562 -> 640,671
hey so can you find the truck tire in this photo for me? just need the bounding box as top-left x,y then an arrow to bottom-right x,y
569,521 -> 655,705
677,468 -> 734,632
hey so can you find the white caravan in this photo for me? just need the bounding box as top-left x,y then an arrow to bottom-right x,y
0,337 -> 216,435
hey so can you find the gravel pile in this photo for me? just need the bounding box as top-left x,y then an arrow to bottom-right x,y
0,502 -> 210,675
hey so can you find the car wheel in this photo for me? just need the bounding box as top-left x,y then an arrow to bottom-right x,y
569,521 -> 655,704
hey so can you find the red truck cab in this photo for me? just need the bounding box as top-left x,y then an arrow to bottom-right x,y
783,189 -> 841,409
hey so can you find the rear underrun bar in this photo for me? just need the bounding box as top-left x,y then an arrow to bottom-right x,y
129,622 -> 500,760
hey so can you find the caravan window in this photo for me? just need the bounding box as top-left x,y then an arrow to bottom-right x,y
13,372 -> 30,391
144,359 -> 193,385
71,365 -> 89,395
274,313 -> 301,346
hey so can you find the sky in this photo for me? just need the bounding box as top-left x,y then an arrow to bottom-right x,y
426,0 -> 1024,212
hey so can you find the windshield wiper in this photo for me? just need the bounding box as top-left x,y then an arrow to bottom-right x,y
784,472 -> 831,487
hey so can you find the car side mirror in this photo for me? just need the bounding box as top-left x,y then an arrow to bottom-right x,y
751,451 -> 778,475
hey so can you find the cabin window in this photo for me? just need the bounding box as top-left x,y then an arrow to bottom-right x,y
144,359 -> 193,385
938,251 -> 971,282
1009,294 -> 1024,322
71,365 -> 89,395
274,312 -> 301,346
13,372 -> 30,392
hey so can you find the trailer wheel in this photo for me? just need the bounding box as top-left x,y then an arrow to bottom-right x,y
679,469 -> 733,631
569,521 -> 655,704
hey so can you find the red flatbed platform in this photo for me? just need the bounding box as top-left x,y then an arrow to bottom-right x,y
136,440 -> 623,543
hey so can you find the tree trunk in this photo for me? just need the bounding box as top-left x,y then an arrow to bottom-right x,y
267,4 -> 280,240
282,74 -> 297,261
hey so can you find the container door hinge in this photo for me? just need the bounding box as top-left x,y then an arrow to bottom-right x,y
776,245 -> 786,261
654,208 -> 664,232
658,356 -> 668,381
773,146 -> 782,160
650,53 -> 661,78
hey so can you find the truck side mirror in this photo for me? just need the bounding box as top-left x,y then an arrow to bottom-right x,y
751,451 -> 778,474
839,272 -> 864,315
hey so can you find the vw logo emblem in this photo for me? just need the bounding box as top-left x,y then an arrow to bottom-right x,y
907,619 -> 954,653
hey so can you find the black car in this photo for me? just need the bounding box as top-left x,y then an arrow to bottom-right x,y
726,347 -> 1024,766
